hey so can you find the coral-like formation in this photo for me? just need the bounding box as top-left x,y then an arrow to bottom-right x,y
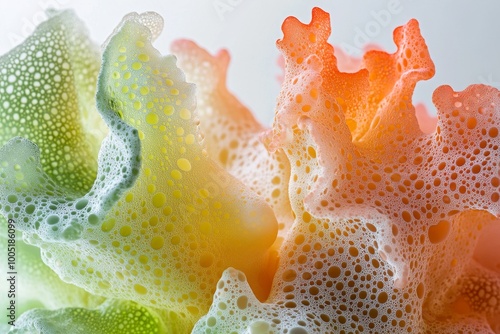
0,6 -> 498,334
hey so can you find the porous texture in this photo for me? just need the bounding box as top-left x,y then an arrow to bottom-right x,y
0,10 -> 106,193
193,8 -> 500,333
0,7 -> 499,334
9,300 -> 164,334
0,9 -> 108,327
0,233 -> 104,314
0,10 -> 277,333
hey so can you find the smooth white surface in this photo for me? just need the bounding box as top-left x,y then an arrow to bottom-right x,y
0,0 -> 499,124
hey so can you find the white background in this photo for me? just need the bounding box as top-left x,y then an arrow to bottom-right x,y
0,0 -> 499,125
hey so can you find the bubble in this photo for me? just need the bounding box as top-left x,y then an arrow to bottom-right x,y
176,158 -> 191,172
152,192 -> 166,208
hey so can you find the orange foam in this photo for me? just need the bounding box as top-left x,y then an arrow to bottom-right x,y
194,7 -> 500,333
